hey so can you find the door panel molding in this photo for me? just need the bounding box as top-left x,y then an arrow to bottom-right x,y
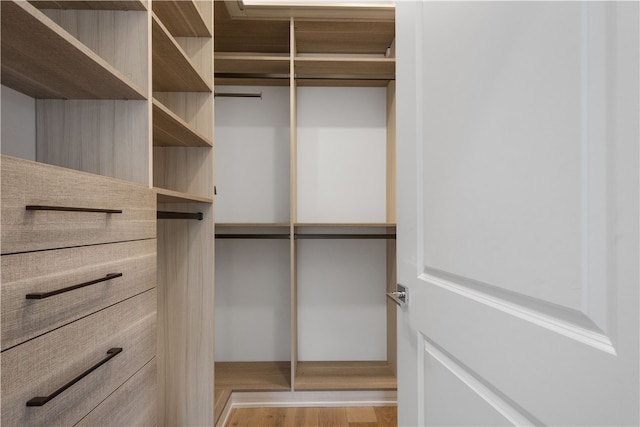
418,269 -> 615,355
419,334 -> 541,426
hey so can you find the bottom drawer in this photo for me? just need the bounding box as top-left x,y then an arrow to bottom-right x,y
1,289 -> 156,427
77,358 -> 157,427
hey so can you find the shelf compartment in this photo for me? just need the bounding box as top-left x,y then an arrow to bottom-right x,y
29,1 -> 147,11
295,57 -> 395,76
295,361 -> 396,391
1,1 -> 146,99
155,187 -> 213,204
215,362 -> 292,391
153,98 -> 213,147
215,54 -> 290,75
152,0 -> 211,37
152,13 -> 211,92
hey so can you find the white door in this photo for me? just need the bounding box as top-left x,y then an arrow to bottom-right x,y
395,2 -> 639,426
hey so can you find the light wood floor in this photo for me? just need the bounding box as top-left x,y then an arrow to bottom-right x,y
225,406 -> 397,427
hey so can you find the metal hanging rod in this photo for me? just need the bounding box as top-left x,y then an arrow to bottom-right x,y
214,92 -> 262,99
26,205 -> 122,214
295,234 -> 396,239
214,73 -> 394,82
215,234 -> 290,239
157,211 -> 203,221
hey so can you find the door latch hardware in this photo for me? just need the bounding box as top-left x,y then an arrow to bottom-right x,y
387,284 -> 408,307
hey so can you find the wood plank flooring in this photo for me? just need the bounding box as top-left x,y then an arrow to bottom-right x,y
225,406 -> 397,427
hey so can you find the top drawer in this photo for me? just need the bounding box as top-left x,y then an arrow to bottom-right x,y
1,155 -> 156,254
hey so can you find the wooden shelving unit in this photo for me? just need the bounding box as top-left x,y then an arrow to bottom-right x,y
152,13 -> 211,92
152,1 -> 211,37
213,5 -> 397,415
153,98 -> 213,147
155,187 -> 213,204
295,361 -> 397,391
29,1 -> 146,11
0,1 -> 146,99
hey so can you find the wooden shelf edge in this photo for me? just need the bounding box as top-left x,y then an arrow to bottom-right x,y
294,361 -> 397,391
151,13 -> 212,92
216,223 -> 291,228
152,0 -> 211,37
152,98 -> 213,147
295,223 -> 396,227
1,1 -> 147,100
155,187 -> 213,204
29,1 -> 147,11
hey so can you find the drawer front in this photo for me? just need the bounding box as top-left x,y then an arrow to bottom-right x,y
1,239 -> 156,351
1,155 -> 156,254
76,358 -> 157,427
1,289 -> 156,427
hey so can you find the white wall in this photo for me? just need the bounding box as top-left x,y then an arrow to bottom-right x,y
214,86 -> 290,223
1,85 -> 36,160
297,86 -> 387,223
215,239 -> 291,361
297,239 -> 387,361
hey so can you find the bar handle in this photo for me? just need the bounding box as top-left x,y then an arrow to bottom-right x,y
26,273 -> 123,300
26,205 -> 122,214
26,348 -> 123,407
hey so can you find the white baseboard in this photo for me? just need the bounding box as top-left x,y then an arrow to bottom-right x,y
217,390 -> 398,426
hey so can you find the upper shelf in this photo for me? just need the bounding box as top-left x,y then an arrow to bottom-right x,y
152,13 -> 212,92
28,1 -> 147,11
153,98 -> 213,147
215,54 -> 290,75
155,187 -> 213,204
152,1 -> 211,37
1,1 -> 147,99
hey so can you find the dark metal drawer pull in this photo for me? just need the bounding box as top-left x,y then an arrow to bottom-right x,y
26,273 -> 123,300
26,205 -> 122,214
26,348 -> 123,407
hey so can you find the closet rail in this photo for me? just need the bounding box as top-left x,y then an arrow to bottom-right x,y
214,92 -> 262,99
157,211 -> 203,221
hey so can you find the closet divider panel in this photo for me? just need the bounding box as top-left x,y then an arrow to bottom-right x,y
289,19 -> 299,390
157,202 -> 214,426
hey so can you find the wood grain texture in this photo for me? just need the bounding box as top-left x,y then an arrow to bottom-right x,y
215,77 -> 290,87
295,21 -> 395,55
1,289 -> 156,427
157,203 -> 215,426
76,358 -> 157,426
155,187 -> 213,204
295,362 -> 397,391
152,0 -> 211,37
153,98 -> 213,147
0,1 -> 146,99
225,406 -> 397,427
0,156 -> 156,255
289,27 -> 299,390
1,239 -> 156,351
215,54 -> 290,74
41,8 -> 149,90
176,36 -> 214,86
386,81 -> 396,223
153,92 -> 213,141
294,57 -> 395,79
36,99 -> 150,184
152,14 -> 211,92
153,147 -> 214,200
29,1 -> 147,11
215,362 -> 292,391
297,79 -> 391,88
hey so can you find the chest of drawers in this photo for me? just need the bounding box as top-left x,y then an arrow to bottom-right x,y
1,155 -> 157,426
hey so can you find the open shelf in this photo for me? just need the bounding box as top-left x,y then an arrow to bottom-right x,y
215,53 -> 290,74
29,1 -> 146,11
155,187 -> 213,204
215,362 -> 292,391
295,57 -> 394,77
296,223 -> 395,228
1,1 -> 147,99
153,98 -> 213,147
152,1 -> 211,37
295,361 -> 396,391
217,223 -> 291,228
152,13 -> 212,92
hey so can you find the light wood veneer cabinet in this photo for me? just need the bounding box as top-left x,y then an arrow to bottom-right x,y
2,0 -> 215,425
